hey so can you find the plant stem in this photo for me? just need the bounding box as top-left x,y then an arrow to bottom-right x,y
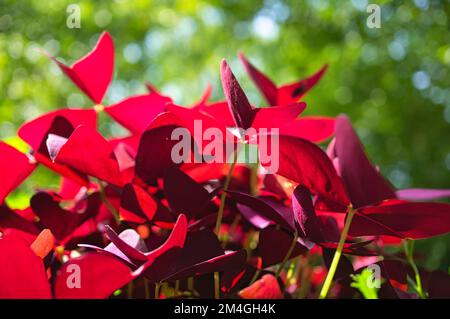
187,277 -> 194,292
275,230 -> 299,277
250,159 -> 259,196
174,280 -> 180,296
319,207 -> 356,299
154,282 -> 161,299
127,281 -> 134,299
97,179 -> 120,223
214,272 -> 221,299
249,268 -> 261,285
215,148 -> 239,235
403,239 -> 426,298
213,148 -> 238,300
141,278 -> 148,299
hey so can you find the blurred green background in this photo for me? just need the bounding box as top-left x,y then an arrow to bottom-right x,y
0,0 -> 449,270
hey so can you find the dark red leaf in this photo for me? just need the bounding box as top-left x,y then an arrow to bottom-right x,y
119,183 -> 158,224
134,125 -> 194,185
220,59 -> 255,129
256,225 -> 308,268
227,191 -> 295,231
0,204 -> 40,235
260,134 -> 349,206
335,115 -> 396,208
292,186 -> 324,241
163,167 -> 213,219
79,228 -> 148,266
30,192 -> 101,241
166,250 -> 247,282
350,200 -> 450,239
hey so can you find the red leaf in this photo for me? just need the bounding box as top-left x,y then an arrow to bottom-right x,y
239,52 -> 278,106
239,52 -> 327,106
79,228 -> 148,266
166,103 -> 230,148
54,253 -> 133,299
51,125 -> 123,187
0,142 -> 36,203
198,101 -> 236,127
44,32 -> 114,104
132,214 -> 188,282
18,108 -> 97,151
277,65 -> 328,105
280,116 -> 335,143
239,274 -> 283,299
0,235 -> 52,298
350,200 -> 450,239
35,116 -> 90,186
143,214 -> 187,262
105,93 -> 171,134
250,103 -> 306,132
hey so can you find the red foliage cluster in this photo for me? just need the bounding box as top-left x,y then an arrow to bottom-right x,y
1,32 -> 450,299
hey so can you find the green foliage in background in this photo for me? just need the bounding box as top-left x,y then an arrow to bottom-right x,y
0,0 -> 449,269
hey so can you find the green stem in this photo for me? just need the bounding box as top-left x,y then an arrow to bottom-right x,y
403,239 -> 426,298
249,268 -> 261,285
319,207 -> 356,299
215,148 -> 239,235
213,148 -> 238,300
250,158 -> 259,196
214,272 -> 220,299
276,230 -> 299,277
97,179 -> 120,223
174,280 -> 180,296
